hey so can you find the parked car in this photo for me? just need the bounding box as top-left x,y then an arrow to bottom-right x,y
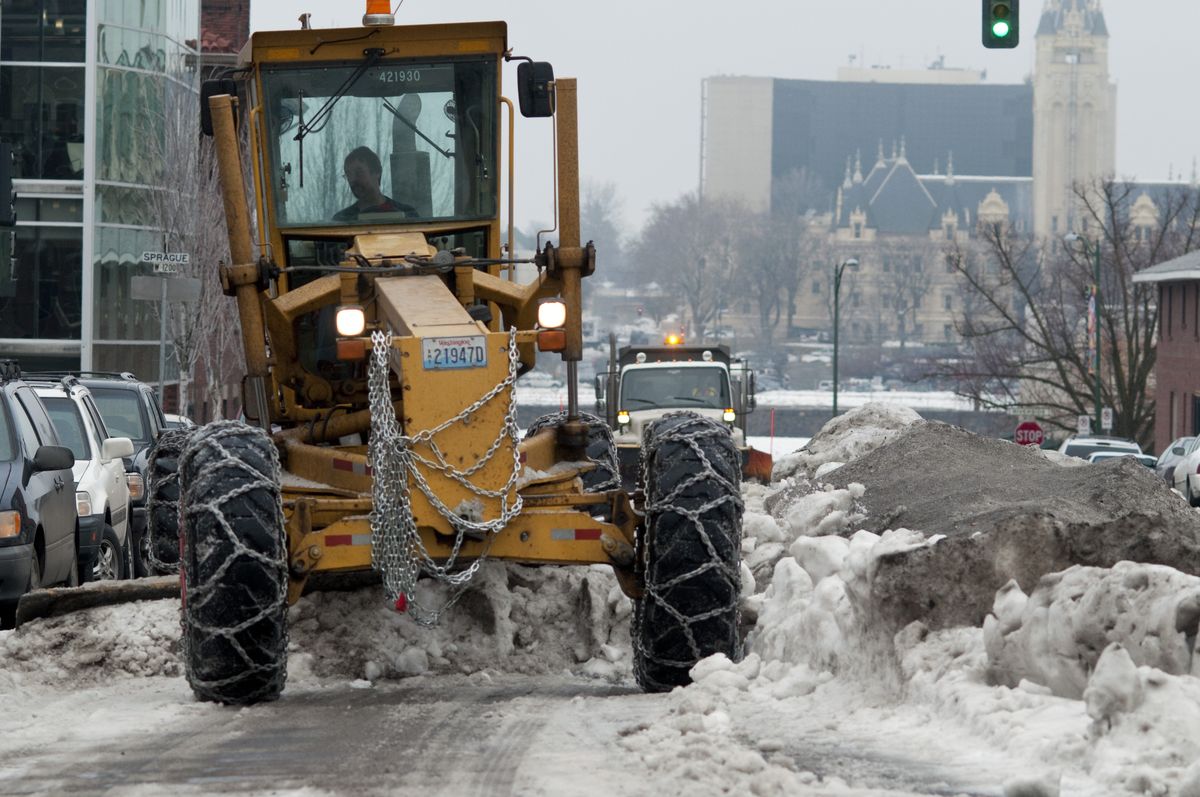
25,372 -> 167,577
164,413 -> 195,430
1086,451 -> 1157,468
1171,438 -> 1200,507
0,361 -> 79,628
1156,436 -> 1196,484
30,377 -> 135,581
1057,435 -> 1143,461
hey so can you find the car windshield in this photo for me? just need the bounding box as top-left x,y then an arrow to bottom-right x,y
262,57 -> 497,228
0,403 -> 14,462
42,397 -> 90,460
620,366 -> 731,410
89,388 -> 148,443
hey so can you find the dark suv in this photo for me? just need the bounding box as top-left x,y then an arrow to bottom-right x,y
0,361 -> 78,627
27,372 -> 168,577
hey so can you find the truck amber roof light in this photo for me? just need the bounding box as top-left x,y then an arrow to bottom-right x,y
363,0 -> 394,26
665,334 -> 683,346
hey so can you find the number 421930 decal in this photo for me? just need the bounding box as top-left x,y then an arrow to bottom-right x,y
421,336 -> 488,370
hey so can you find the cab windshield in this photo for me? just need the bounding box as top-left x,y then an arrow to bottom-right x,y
620,367 -> 731,411
262,57 -> 497,228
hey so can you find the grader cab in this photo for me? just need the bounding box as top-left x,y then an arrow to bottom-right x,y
159,7 -> 744,704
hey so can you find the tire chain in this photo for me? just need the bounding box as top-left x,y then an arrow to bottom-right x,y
636,412 -> 744,686
146,428 -> 194,574
180,420 -> 289,702
367,328 -> 523,626
524,410 -> 621,493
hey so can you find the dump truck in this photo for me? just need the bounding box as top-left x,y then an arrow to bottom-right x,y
595,336 -> 772,489
122,5 -> 745,704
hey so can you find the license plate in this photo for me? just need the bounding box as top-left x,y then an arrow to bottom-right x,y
421,336 -> 487,370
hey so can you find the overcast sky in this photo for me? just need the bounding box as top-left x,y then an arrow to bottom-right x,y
249,0 -> 1200,232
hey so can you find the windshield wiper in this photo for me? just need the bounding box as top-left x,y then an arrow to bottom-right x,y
382,98 -> 454,159
293,47 -> 385,186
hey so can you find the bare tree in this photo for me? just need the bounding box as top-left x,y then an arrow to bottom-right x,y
737,212 -> 818,347
143,82 -> 244,420
581,180 -> 625,279
879,241 -> 934,351
946,178 -> 1200,445
631,193 -> 747,341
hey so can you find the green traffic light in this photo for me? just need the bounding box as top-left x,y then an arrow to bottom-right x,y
992,20 -> 1011,37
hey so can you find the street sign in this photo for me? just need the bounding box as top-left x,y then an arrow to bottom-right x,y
141,251 -> 190,270
1077,414 -> 1092,435
1015,420 -> 1044,447
131,275 -> 202,303
1101,407 -> 1114,431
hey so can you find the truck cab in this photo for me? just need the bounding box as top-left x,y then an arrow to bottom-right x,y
596,339 -> 758,488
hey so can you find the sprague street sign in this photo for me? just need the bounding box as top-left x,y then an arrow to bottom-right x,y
141,251 -> 190,274
1015,420 -> 1044,447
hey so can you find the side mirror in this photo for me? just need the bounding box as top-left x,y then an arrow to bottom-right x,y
200,78 -> 239,137
517,62 -> 555,118
102,437 -> 136,461
32,445 -> 74,472
593,374 -> 605,400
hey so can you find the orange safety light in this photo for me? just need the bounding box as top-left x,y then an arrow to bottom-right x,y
537,329 -> 567,352
336,338 -> 368,361
366,0 -> 390,14
665,334 -> 684,346
363,0 -> 394,25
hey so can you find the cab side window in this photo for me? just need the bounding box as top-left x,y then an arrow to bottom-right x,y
144,389 -> 164,438
5,394 -> 40,458
15,388 -> 60,447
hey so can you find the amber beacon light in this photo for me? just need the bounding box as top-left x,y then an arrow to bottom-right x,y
364,0 -> 394,26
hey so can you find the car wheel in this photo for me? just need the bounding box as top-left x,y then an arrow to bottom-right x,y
92,525 -> 125,581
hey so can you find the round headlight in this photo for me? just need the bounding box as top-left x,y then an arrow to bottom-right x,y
335,305 -> 366,337
537,300 -> 567,329
722,408 -> 736,423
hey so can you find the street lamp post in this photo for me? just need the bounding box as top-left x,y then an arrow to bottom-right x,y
832,257 -> 859,418
1065,233 -> 1103,431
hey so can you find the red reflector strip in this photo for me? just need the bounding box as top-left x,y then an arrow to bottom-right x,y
550,528 -> 602,541
325,534 -> 372,547
332,458 -> 373,477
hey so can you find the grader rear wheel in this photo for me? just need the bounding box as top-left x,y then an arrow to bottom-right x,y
180,421 -> 288,705
633,412 -> 743,692
147,428 -> 194,575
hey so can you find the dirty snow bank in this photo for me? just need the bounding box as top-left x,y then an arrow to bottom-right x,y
771,402 -> 920,481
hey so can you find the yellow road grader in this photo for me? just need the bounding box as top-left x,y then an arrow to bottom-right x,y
156,5 -> 744,704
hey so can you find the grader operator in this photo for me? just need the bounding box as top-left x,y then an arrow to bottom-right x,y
152,6 -> 744,705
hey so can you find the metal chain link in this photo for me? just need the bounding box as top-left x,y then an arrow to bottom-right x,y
524,410 -> 621,493
637,413 -> 744,674
367,328 -> 524,626
181,421 -> 289,700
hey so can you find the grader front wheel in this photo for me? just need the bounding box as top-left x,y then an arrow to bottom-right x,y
633,412 -> 744,692
180,421 -> 289,705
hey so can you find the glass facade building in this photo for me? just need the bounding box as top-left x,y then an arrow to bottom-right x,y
0,0 -> 199,376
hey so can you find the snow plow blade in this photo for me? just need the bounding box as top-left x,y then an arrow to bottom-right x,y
14,577 -> 179,627
743,446 -> 774,482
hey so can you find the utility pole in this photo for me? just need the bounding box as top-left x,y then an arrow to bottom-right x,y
832,257 -> 858,418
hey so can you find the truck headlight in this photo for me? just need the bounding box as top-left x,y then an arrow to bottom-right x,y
335,305 -> 366,337
617,410 -> 630,426
723,408 -> 736,423
126,472 -> 145,501
537,299 -> 567,330
76,491 -> 93,517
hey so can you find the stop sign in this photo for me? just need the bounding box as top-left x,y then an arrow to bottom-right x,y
1015,420 -> 1044,447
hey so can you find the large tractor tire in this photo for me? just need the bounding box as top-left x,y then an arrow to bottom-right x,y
524,411 -> 620,494
180,421 -> 288,705
633,412 -> 743,692
147,428 -> 194,574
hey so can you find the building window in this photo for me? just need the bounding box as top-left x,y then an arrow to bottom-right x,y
0,0 -> 87,62
812,280 -> 821,295
882,257 -> 891,273
853,222 -> 862,239
0,65 -> 86,180
943,324 -> 953,340
1168,284 -> 1174,340
1052,216 -> 1059,234
851,292 -> 861,307
944,294 -> 953,310
0,225 -> 83,340
945,225 -> 954,240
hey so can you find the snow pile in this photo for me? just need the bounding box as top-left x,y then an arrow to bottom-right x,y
771,402 -> 920,481
288,563 -> 631,685
0,599 -> 181,691
984,562 -> 1200,697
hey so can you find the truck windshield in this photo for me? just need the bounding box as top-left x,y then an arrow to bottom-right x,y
262,57 -> 497,228
620,367 -> 731,410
